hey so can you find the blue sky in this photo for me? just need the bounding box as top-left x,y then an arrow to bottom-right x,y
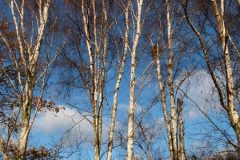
28,63 -> 237,159
0,0 -> 237,159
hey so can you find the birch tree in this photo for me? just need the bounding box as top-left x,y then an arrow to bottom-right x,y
183,0 -> 240,155
6,0 -> 51,158
151,44 -> 174,159
107,1 -> 130,160
177,97 -> 186,160
81,0 -> 108,159
151,44 -> 186,160
62,0 -> 110,159
166,0 -> 178,158
149,1 -> 187,159
126,0 -> 144,159
211,0 -> 240,154
0,0 -> 65,159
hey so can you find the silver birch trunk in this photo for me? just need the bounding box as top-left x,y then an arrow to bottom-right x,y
166,0 -> 178,159
127,0 -> 143,159
6,0 -> 52,159
155,51 -> 174,160
211,0 -> 240,154
81,0 -> 108,159
177,98 -> 186,160
107,3 -> 129,160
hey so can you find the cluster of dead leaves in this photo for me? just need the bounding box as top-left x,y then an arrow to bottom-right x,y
0,139 -> 51,160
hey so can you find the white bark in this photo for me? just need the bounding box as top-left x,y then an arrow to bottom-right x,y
81,0 -> 108,159
184,2 -> 226,111
166,0 -> 178,159
185,0 -> 240,155
127,0 -> 143,159
6,0 -> 52,159
154,47 -> 174,159
81,1 -> 99,159
211,0 -> 240,153
177,98 -> 186,160
107,2 -> 129,160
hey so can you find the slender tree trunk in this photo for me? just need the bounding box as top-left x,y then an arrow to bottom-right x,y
93,111 -> 101,160
81,0 -> 109,158
177,98 -> 186,160
18,94 -> 32,159
211,0 -> 240,156
153,46 -> 174,159
156,60 -> 174,159
8,0 -> 51,158
107,3 -> 129,160
127,71 -> 135,160
93,62 -> 100,160
166,0 -> 178,159
81,1 -> 99,159
94,129 -> 101,160
106,51 -> 127,160
184,0 -> 239,157
18,125 -> 29,158
127,0 -> 143,159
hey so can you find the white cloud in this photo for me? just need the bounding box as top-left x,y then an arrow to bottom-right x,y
175,70 -> 221,120
33,107 -> 94,140
186,109 -> 201,120
32,105 -> 112,146
118,103 -> 145,115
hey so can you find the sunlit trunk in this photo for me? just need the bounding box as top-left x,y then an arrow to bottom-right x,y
152,45 -> 174,159
155,54 -> 174,160
107,3 -> 129,159
94,118 -> 101,160
177,98 -> 186,160
18,120 -> 30,159
81,0 -> 108,158
211,0 -> 240,155
127,0 -> 143,159
8,0 -> 51,158
166,0 -> 178,159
